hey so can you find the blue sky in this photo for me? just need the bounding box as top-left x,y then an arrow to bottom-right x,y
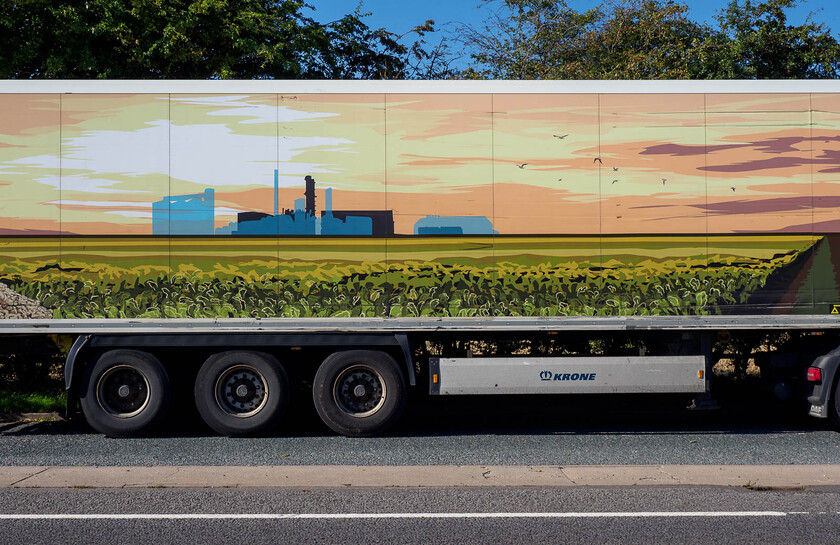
305,0 -> 839,38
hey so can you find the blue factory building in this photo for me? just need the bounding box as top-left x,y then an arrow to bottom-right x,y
320,188 -> 373,235
233,210 -> 320,235
215,173 -> 383,236
414,215 -> 497,235
152,188 -> 215,235
155,172 -> 493,237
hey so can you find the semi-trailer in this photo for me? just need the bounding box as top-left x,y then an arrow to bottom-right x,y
0,80 -> 839,437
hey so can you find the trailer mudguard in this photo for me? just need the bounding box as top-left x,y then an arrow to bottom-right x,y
63,334 -> 92,419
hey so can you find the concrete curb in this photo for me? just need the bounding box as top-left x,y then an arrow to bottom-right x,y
3,465 -> 840,489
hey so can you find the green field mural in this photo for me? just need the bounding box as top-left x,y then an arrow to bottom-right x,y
0,235 -> 823,318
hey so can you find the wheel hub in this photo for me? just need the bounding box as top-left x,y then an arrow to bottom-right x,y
334,366 -> 386,418
96,365 -> 150,418
215,366 -> 269,418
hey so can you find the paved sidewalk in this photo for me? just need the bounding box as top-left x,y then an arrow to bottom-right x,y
2,465 -> 840,489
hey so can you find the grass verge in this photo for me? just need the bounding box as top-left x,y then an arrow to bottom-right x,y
0,390 -> 65,414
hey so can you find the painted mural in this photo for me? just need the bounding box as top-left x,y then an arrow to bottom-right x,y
0,91 -> 839,319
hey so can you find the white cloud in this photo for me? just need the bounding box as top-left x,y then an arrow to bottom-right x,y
5,154 -> 59,169
214,206 -> 248,215
105,210 -> 153,218
170,122 -> 351,188
169,95 -> 338,124
38,175 -> 147,194
61,121 -> 170,177
47,200 -> 151,208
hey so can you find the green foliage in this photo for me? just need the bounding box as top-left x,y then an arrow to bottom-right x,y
461,0 -> 707,79
0,390 -> 65,414
703,0 -> 840,78
0,336 -> 66,395
0,0 -> 437,79
7,248 -> 803,319
3,0 -> 834,80
458,0 -> 840,79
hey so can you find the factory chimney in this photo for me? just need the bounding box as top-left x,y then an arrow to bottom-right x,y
304,175 -> 316,217
273,169 -> 279,218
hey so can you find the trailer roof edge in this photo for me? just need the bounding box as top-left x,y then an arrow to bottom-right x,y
2,80 -> 840,94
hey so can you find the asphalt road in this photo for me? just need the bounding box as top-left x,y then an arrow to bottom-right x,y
2,486 -> 839,544
4,394 -> 840,544
2,393 -> 840,466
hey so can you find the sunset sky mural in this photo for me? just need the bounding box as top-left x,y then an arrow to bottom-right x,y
1,90 -> 839,236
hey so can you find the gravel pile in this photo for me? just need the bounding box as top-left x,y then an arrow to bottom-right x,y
0,283 -> 52,319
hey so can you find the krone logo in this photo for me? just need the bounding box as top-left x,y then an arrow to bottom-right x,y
539,370 -> 553,381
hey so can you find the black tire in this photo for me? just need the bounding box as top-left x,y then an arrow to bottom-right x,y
79,350 -> 171,438
312,350 -> 407,437
194,351 -> 290,437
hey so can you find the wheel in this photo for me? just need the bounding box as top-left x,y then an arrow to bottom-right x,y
312,350 -> 407,437
194,351 -> 290,436
79,350 -> 171,437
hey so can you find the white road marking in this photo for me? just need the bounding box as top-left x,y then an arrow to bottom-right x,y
0,511 -> 789,520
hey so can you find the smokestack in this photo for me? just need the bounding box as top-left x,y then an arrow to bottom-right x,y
325,188 -> 332,214
274,169 -> 279,218
304,175 -> 316,217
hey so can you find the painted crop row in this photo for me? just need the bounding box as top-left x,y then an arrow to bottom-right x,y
0,235 -> 822,318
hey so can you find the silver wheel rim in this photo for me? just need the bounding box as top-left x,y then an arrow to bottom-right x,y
333,365 -> 386,418
96,365 -> 150,418
215,365 -> 269,418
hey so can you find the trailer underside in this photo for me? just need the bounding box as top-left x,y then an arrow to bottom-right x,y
1,315 -> 837,437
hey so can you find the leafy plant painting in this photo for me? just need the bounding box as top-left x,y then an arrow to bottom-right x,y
0,236 -> 816,319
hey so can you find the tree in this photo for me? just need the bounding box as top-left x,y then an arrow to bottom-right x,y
457,0 -> 600,79
0,0 -> 436,79
457,0 -> 840,79
457,0 -> 712,79
703,0 -> 840,78
585,0 -> 711,78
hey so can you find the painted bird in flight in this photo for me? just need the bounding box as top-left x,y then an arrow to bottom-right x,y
516,163 -> 528,169
662,178 -> 667,185
612,167 -> 619,171
594,157 -> 603,164
553,134 -> 569,139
